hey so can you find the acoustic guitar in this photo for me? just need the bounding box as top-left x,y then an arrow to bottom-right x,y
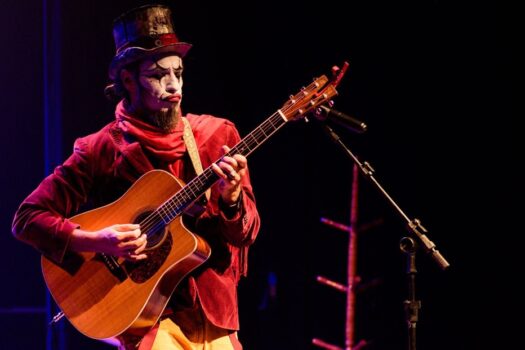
41,69 -> 344,342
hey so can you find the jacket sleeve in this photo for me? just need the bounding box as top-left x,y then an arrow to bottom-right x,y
194,121 -> 261,248
11,137 -> 95,263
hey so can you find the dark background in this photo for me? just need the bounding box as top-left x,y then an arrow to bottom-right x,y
1,1 -> 517,349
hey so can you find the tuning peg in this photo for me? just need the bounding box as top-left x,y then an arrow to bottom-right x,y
315,100 -> 334,117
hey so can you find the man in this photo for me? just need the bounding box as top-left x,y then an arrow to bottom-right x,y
12,4 -> 260,349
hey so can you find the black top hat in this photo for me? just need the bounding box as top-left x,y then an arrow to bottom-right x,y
108,4 -> 192,80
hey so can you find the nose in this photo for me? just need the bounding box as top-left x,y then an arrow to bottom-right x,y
165,70 -> 181,94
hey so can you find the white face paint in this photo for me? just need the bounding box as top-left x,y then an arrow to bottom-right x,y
135,55 -> 184,114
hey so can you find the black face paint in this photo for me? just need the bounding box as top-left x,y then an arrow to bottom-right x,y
134,67 -> 179,133
127,56 -> 184,132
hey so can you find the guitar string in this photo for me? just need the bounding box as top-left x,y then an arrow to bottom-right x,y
137,110 -> 287,236
136,115 -> 280,237
137,81 -> 325,236
137,79 -> 326,238
137,83 -> 324,237
135,113 -> 282,238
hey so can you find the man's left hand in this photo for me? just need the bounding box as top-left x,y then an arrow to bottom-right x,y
211,145 -> 247,205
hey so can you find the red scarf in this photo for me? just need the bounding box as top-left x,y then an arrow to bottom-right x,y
115,100 -> 186,163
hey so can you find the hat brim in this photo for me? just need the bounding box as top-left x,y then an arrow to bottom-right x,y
108,42 -> 192,80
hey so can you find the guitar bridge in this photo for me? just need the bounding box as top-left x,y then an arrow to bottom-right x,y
96,253 -> 128,282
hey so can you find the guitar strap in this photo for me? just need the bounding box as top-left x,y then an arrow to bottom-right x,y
182,117 -> 249,278
182,117 -> 211,202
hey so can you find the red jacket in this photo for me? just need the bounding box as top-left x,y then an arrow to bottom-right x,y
12,113 -> 260,330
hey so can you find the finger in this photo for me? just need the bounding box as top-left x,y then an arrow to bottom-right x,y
221,145 -> 240,169
213,162 -> 239,183
221,155 -> 238,169
232,154 -> 247,169
124,251 -> 148,261
116,228 -> 142,241
212,163 -> 228,180
219,162 -> 237,177
133,236 -> 148,254
113,224 -> 140,232
221,164 -> 239,182
232,155 -> 247,178
118,233 -> 146,249
121,236 -> 147,259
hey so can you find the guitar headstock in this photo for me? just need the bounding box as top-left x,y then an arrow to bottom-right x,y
279,62 -> 349,122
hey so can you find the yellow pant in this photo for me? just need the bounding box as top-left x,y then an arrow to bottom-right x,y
147,316 -> 241,350
118,307 -> 242,350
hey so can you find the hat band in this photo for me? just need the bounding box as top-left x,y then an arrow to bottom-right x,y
116,33 -> 181,54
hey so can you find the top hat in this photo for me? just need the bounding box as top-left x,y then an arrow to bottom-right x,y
108,4 -> 192,80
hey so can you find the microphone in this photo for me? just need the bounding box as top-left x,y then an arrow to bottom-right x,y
316,105 -> 367,133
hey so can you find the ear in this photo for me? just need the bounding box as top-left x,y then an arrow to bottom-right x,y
120,69 -> 135,90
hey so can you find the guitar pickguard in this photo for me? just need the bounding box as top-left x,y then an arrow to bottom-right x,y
124,231 -> 173,284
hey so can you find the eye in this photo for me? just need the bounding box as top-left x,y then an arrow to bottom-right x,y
145,73 -> 165,80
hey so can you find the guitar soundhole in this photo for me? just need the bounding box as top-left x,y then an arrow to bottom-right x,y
124,232 -> 173,283
135,211 -> 166,249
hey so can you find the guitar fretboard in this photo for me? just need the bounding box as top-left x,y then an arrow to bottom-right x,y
157,111 -> 287,225
140,73 -> 334,235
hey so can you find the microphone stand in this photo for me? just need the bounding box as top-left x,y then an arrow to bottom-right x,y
318,123 -> 450,350
400,237 -> 419,350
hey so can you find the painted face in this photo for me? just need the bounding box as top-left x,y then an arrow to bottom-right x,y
135,55 -> 184,113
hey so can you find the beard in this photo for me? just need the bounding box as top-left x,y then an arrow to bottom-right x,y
125,76 -> 183,132
146,107 -> 180,132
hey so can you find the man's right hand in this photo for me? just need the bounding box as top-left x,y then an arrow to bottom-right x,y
70,224 -> 147,261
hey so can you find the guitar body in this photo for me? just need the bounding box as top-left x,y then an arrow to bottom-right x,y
41,170 -> 211,341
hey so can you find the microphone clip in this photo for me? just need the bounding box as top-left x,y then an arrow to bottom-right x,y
314,102 -> 368,134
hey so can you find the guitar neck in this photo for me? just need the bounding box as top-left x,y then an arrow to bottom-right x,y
228,111 -> 288,158
157,111 -> 288,223
154,73 -> 337,225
